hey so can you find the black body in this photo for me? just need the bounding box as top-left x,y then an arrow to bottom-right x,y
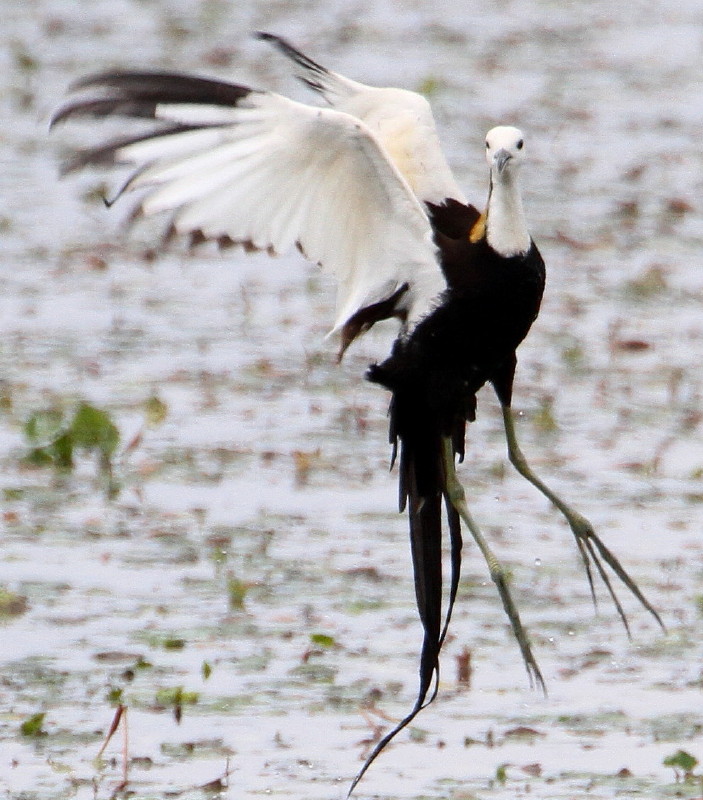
371,236 -> 545,440
363,208 -> 545,760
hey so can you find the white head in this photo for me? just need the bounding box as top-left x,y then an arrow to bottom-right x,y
483,126 -> 530,256
485,126 -> 525,176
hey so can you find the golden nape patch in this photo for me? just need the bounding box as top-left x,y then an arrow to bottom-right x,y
469,212 -> 487,243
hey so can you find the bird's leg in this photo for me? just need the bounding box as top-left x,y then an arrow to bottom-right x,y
441,437 -> 545,693
500,404 -> 665,633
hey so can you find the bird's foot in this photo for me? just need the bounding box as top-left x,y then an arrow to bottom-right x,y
442,438 -> 546,693
500,404 -> 665,633
560,504 -> 665,634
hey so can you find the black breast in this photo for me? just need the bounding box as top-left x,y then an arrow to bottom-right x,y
368,234 -> 545,433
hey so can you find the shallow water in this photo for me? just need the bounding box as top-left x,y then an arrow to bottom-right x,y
1,1 -> 702,798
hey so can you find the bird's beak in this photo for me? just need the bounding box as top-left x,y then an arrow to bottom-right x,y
493,149 -> 512,174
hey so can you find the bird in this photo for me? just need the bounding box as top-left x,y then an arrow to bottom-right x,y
51,33 -> 663,793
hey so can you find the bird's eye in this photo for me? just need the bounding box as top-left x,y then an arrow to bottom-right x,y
516,139 -> 524,150
485,140 -> 490,149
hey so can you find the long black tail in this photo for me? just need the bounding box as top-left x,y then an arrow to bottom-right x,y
349,381 -> 463,794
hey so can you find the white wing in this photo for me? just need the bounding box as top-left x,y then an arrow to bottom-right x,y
53,37 -> 464,336
259,32 -> 466,206
121,92 -> 444,331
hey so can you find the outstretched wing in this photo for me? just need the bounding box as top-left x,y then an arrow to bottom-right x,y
52,67 -> 449,338
258,33 -> 467,207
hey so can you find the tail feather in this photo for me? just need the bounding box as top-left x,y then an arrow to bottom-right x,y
349,388 -> 463,794
442,494 -> 463,649
406,462 -> 444,708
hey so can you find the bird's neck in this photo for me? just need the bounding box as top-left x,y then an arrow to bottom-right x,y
485,171 -> 531,257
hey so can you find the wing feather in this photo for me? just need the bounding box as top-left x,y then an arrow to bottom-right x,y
260,33 -> 466,206
53,44 -> 463,335
95,90 -> 445,331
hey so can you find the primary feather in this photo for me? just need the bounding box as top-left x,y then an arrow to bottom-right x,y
257,32 -> 466,206
51,41 -> 466,338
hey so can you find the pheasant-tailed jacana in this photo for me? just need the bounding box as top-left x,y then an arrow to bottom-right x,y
51,33 -> 663,792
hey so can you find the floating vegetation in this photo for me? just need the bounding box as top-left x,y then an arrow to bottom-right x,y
663,749 -> 699,783
20,712 -> 46,737
309,633 -> 336,648
226,574 -> 249,611
23,401 -> 120,494
623,265 -> 669,300
0,587 -> 28,617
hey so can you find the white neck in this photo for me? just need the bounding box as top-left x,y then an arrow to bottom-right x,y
486,170 -> 531,257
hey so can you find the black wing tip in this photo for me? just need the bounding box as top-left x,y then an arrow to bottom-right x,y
50,97 -> 159,127
49,104 -> 72,130
254,30 -> 301,58
67,68 -> 224,93
253,30 -> 279,43
254,31 -> 298,53
255,30 -> 329,77
52,70 -> 256,129
68,70 -> 140,92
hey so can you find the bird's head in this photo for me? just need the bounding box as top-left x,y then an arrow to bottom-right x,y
485,126 -> 525,176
